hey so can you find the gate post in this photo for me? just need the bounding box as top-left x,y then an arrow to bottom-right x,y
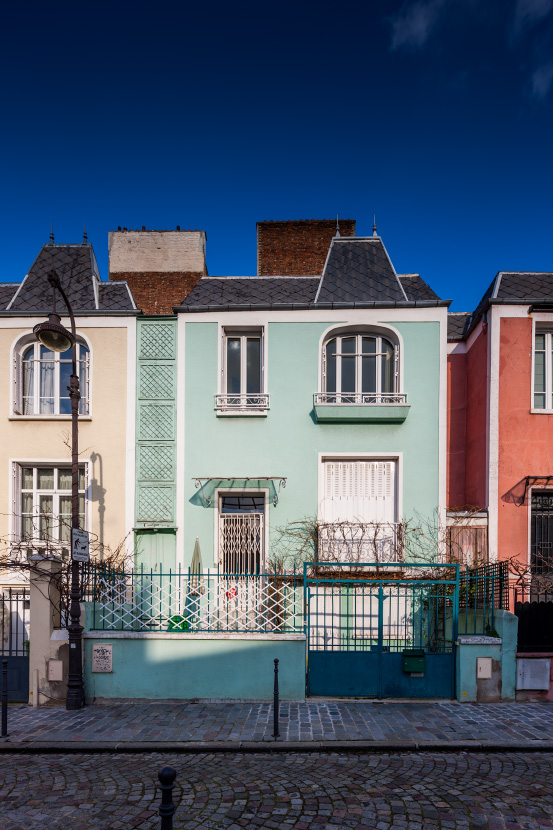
29,556 -> 67,706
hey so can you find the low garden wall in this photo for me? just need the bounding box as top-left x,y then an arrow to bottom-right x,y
83,627 -> 306,702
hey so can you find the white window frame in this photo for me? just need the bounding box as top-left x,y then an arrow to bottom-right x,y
317,325 -> 406,406
215,327 -> 269,414
11,333 -> 91,418
10,460 -> 90,552
532,325 -> 553,412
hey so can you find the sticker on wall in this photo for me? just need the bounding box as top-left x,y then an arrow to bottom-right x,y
92,643 -> 113,673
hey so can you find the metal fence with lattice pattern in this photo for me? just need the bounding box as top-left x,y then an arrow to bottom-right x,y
86,567 -> 303,633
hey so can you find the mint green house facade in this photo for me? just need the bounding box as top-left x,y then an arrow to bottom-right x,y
133,233 -> 450,573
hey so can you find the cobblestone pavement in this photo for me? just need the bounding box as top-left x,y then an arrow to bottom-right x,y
3,701 -> 553,744
2,751 -> 553,829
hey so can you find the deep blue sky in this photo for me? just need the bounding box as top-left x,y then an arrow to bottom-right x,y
2,0 -> 552,311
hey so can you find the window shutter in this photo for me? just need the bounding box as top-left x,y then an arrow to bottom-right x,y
13,351 -> 22,415
322,460 -> 396,524
12,463 -> 21,541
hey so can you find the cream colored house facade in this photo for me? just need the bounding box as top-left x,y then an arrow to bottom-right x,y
0,239 -> 138,704
0,240 -> 138,581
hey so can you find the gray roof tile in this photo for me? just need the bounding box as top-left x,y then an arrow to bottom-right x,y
398,274 -> 440,301
98,282 -> 135,310
497,272 -> 553,300
316,238 -> 407,303
0,284 -> 18,309
9,244 -> 98,312
448,312 -> 472,341
2,243 -> 138,313
180,277 -> 319,307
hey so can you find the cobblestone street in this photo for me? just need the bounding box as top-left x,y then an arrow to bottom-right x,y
2,751 -> 553,829
3,701 -> 553,746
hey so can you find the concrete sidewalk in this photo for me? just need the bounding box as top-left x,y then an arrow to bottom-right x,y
3,700 -> 553,753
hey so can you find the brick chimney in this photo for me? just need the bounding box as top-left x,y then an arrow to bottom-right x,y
257,218 -> 356,276
109,228 -> 208,314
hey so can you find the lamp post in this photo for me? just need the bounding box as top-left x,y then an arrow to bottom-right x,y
34,270 -> 84,710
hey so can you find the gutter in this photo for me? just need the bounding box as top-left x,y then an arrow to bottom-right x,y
174,300 -> 452,313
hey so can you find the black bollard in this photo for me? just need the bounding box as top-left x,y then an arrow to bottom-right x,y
1,659 -> 7,738
158,766 -> 176,829
273,658 -> 279,738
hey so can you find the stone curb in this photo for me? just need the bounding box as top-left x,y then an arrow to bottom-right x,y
2,739 -> 553,754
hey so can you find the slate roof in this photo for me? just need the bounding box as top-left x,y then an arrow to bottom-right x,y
398,274 -> 440,302
0,284 -> 19,310
316,238 -> 407,304
1,243 -> 136,313
496,272 -> 553,300
98,282 -> 136,310
450,272 -> 553,341
447,312 -> 472,341
179,237 -> 444,310
180,276 -> 319,307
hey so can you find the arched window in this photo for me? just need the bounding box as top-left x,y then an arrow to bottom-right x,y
322,331 -> 398,403
13,339 -> 90,416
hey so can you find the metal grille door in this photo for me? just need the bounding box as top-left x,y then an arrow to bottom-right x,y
219,513 -> 264,573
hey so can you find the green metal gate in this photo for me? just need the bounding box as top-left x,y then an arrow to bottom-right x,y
305,563 -> 459,699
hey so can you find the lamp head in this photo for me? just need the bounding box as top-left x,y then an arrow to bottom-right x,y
33,313 -> 75,352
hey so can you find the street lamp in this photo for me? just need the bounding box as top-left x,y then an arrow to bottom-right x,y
34,270 -> 84,710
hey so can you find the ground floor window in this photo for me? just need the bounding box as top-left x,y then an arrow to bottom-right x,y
319,459 -> 399,562
218,493 -> 265,573
531,491 -> 553,576
17,464 -> 86,545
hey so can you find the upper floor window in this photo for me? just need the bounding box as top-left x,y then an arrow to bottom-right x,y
13,339 -> 90,416
322,332 -> 398,403
216,328 -> 269,413
534,328 -> 553,410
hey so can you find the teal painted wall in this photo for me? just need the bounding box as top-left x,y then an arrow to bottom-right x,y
495,610 -> 518,701
456,640 -> 502,702
83,634 -> 306,700
183,319 -> 442,567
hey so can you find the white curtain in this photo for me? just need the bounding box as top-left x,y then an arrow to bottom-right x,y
40,351 -> 55,414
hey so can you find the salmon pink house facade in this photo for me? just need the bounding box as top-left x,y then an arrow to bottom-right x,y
448,272 -> 553,578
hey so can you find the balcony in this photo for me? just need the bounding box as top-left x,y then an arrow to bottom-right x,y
313,392 -> 410,423
215,393 -> 270,416
318,522 -> 404,565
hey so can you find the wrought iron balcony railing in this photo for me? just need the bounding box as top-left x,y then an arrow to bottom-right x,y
215,393 -> 270,412
314,392 -> 408,405
317,522 -> 405,564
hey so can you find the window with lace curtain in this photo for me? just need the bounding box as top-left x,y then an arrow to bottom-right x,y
13,338 -> 90,416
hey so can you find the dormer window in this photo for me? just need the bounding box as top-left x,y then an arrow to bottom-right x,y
323,333 -> 398,403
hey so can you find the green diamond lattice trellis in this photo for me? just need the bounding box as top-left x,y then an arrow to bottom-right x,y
139,405 -> 175,441
139,323 -> 175,361
139,364 -> 175,399
137,487 -> 174,522
139,445 -> 174,481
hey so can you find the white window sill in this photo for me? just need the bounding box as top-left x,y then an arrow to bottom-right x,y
530,409 -> 553,415
9,415 -> 92,421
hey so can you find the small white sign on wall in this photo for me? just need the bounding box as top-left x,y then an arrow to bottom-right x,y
92,643 -> 113,673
